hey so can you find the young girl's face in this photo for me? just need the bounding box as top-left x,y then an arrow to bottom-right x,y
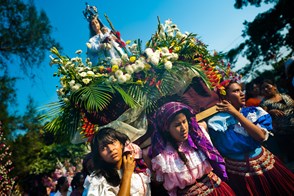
168,112 -> 189,142
226,83 -> 246,108
98,140 -> 123,164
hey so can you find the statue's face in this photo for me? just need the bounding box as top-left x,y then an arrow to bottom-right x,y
91,18 -> 101,34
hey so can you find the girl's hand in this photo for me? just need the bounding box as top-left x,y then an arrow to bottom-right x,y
216,100 -> 239,115
122,153 -> 136,175
269,109 -> 285,117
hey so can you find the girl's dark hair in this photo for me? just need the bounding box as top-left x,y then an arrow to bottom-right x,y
260,79 -> 275,86
71,172 -> 85,190
90,128 -> 129,186
163,110 -> 189,165
56,176 -> 67,191
82,152 -> 94,176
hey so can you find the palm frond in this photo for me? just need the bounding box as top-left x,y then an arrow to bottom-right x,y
70,83 -> 114,113
113,84 -> 139,108
42,104 -> 81,141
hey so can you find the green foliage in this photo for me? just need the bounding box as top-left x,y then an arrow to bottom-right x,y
0,0 -> 61,74
228,0 -> 294,80
0,74 -> 21,139
11,129 -> 88,177
234,0 -> 278,9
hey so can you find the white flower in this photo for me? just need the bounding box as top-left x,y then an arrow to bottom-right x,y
161,47 -> 169,54
71,83 -> 82,91
121,54 -> 129,62
125,65 -> 134,74
69,80 -> 75,87
115,70 -> 123,77
135,60 -> 145,72
108,75 -> 117,82
75,50 -> 82,54
129,43 -> 138,53
159,31 -> 166,39
170,53 -> 179,61
124,73 -> 131,81
150,55 -> 160,66
63,98 -> 69,103
176,31 -> 183,39
71,57 -> 79,62
87,61 -> 92,67
111,58 -> 122,66
165,19 -> 172,26
145,48 -> 153,56
164,61 -> 173,70
82,78 -> 92,84
117,74 -> 127,84
64,62 -> 72,69
76,67 -> 84,72
79,72 -> 87,77
57,88 -> 65,96
87,71 -> 95,76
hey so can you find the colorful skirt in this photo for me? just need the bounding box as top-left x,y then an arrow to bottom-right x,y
177,172 -> 236,196
225,147 -> 294,196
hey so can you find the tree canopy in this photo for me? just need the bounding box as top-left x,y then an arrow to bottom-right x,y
228,0 -> 294,80
0,0 -> 61,74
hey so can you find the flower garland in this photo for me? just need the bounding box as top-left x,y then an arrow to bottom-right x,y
45,18 -> 240,140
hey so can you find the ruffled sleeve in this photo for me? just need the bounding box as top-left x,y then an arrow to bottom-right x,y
84,174 -> 119,196
151,143 -> 212,195
207,107 -> 273,158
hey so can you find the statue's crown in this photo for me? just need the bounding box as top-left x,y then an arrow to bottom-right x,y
83,3 -> 98,22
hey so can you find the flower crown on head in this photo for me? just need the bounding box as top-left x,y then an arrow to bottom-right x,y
83,3 -> 98,22
216,63 -> 242,96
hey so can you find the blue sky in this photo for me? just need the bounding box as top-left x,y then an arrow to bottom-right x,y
10,0 -> 273,115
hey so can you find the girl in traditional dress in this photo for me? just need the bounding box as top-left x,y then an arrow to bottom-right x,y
207,81 -> 294,195
148,101 -> 235,196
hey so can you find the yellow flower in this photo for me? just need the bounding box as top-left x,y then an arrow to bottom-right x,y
98,66 -> 105,73
171,42 -> 176,47
188,42 -> 195,47
144,63 -> 151,70
136,80 -> 143,85
129,56 -> 136,63
220,89 -> 226,96
125,40 -> 131,45
112,65 -> 119,72
174,46 -> 180,52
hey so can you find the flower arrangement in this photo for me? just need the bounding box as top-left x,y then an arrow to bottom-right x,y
0,122 -> 16,195
43,17 -> 239,140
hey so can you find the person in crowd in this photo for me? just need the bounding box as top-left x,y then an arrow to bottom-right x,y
81,153 -> 94,196
259,79 -> 294,164
207,80 -> 294,195
70,172 -> 85,196
245,79 -> 263,107
84,127 -> 151,195
54,176 -> 71,196
283,58 -> 294,99
148,101 -> 235,196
